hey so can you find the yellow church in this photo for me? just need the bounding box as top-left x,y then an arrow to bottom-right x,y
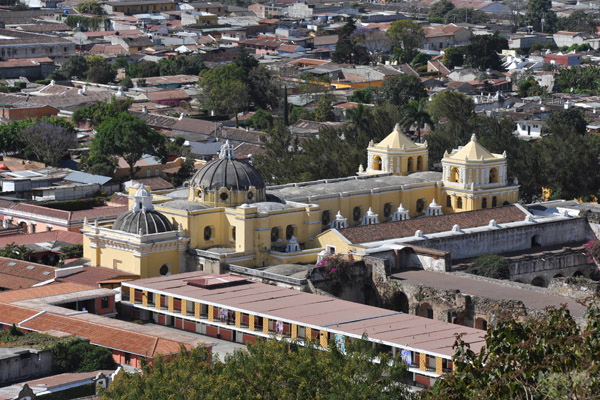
82,128 -> 519,278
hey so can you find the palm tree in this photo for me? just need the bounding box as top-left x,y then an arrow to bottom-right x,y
400,98 -> 434,143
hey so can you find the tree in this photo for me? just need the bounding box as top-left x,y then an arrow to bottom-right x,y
102,337 -> 415,400
52,55 -> 88,80
387,20 -> 424,63
255,121 -> 302,185
558,10 -> 599,33
542,108 -> 588,137
50,338 -> 114,373
92,113 -> 166,179
467,254 -> 510,279
444,8 -> 489,24
428,0 -> 455,20
19,121 -> 77,167
0,243 -> 33,261
72,97 -> 133,127
442,46 -> 465,69
332,19 -> 369,65
428,91 -> 475,127
0,120 -> 27,154
86,55 -> 116,84
424,301 -> 600,399
76,0 -> 103,14
247,65 -> 281,110
411,52 -> 431,68
525,0 -> 558,33
313,95 -> 336,122
379,74 -> 426,107
353,28 -> 390,64
349,86 -> 378,104
158,54 -> 205,76
464,34 -> 508,71
128,61 -> 160,78
248,109 -> 273,130
400,98 -> 434,143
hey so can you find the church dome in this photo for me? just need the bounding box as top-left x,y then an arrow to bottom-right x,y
112,184 -> 174,234
190,140 -> 265,191
112,210 -> 174,234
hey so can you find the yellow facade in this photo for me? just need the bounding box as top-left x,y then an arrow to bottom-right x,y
82,133 -> 518,278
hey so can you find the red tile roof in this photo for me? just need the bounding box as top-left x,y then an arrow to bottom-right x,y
0,257 -> 55,290
0,282 -> 95,303
11,203 -> 70,220
0,230 -> 83,248
339,205 -> 527,244
146,89 -> 191,102
57,266 -> 137,287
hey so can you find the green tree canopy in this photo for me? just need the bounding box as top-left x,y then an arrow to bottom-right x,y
467,254 -> 510,279
400,98 -> 434,142
442,46 -> 465,69
424,301 -> 600,399
91,112 -> 166,179
248,109 -> 273,130
387,20 -> 424,63
72,97 -> 133,126
51,338 -> 114,373
76,0 -> 103,14
379,74 -> 427,107
102,337 -> 415,400
525,0 -> 558,33
18,120 -> 77,167
313,94 -> 336,122
86,55 -> 116,84
557,10 -> 599,33
542,108 -> 588,137
128,61 -> 160,78
51,55 -> 89,80
332,19 -> 370,65
444,8 -> 490,24
464,34 -> 508,71
428,0 -> 455,20
0,243 -> 33,261
348,85 -> 378,104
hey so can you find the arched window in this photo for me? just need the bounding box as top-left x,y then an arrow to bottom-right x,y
446,195 -> 452,208
321,210 -> 331,226
489,168 -> 499,183
457,197 -> 463,209
482,198 -> 487,208
492,196 -> 497,207
271,227 -> 280,242
407,157 -> 414,172
416,198 -> 426,213
220,191 -> 229,201
146,169 -> 151,177
285,225 -> 294,240
383,203 -> 393,218
155,168 -> 160,176
450,167 -> 459,183
352,207 -> 362,222
231,226 -> 236,241
203,226 -> 212,241
417,155 -> 424,171
372,155 -> 382,171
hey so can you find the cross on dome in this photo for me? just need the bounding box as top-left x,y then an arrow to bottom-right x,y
218,140 -> 236,160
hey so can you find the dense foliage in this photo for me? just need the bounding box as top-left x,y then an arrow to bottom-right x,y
0,243 -> 33,261
51,55 -> 115,83
332,19 -> 369,65
50,338 -> 115,373
101,337 -> 415,400
424,301 -> 600,399
467,254 -> 510,279
387,20 -> 424,63
555,65 -> 600,94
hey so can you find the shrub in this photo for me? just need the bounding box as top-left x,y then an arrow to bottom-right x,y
49,338 -> 114,373
467,254 -> 510,279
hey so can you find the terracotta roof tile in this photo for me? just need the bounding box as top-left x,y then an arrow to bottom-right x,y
57,266 -> 137,287
0,303 -> 40,325
339,205 -> 527,244
11,203 -> 71,220
0,257 -> 55,290
0,282 -> 94,303
0,231 -> 82,248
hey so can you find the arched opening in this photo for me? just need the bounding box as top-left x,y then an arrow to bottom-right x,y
531,276 -> 547,287
553,273 -> 564,278
372,155 -> 382,171
285,225 -> 294,240
383,203 -> 393,218
457,197 -> 463,209
416,198 -> 426,213
407,157 -> 414,172
482,198 -> 487,209
18,221 -> 27,233
321,210 -> 331,226
489,168 -> 499,183
388,291 -> 409,313
203,226 -> 212,241
531,235 -> 541,248
417,155 -> 424,171
492,196 -> 498,207
446,195 -> 452,208
417,303 -> 434,319
450,167 -> 459,183
352,207 -> 362,222
572,270 -> 584,277
271,227 -> 280,242
503,201 -> 510,206
395,247 -> 415,270
474,318 -> 488,331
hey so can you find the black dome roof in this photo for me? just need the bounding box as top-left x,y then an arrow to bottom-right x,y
113,210 -> 174,234
190,158 -> 265,190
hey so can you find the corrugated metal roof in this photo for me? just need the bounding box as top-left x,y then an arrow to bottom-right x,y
64,171 -> 112,185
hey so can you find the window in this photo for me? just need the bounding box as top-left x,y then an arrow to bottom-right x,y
383,203 -> 393,218
159,264 -> 169,276
247,191 -> 254,200
204,226 -> 213,241
285,225 -> 294,240
457,197 -> 463,209
220,192 -> 228,201
492,196 -> 497,207
146,169 -> 151,177
446,195 -> 452,208
321,210 -> 331,225
416,199 -> 426,213
326,245 -> 336,254
101,296 -> 109,308
352,206 -> 362,222
231,226 -> 236,241
482,198 -> 487,208
155,168 -> 160,176
271,227 -> 280,242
